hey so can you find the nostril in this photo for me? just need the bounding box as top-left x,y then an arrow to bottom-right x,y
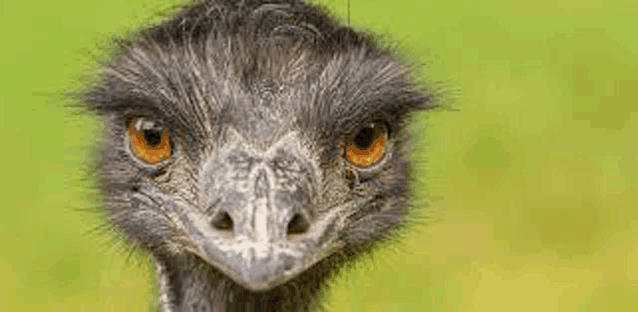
287,213 -> 309,235
211,210 -> 233,231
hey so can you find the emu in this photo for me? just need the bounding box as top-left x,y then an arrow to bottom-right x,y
84,0 -> 432,310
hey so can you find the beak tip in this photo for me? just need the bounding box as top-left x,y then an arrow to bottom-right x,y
223,248 -> 302,292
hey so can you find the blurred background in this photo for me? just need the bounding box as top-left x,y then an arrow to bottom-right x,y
1,0 -> 636,310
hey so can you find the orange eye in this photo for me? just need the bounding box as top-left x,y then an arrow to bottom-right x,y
345,122 -> 388,167
127,117 -> 171,164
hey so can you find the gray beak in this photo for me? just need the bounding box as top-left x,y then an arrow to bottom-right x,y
173,131 -> 350,291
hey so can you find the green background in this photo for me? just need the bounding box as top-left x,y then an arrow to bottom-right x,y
1,0 -> 637,310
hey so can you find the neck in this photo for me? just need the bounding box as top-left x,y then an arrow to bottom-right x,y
155,253 -> 338,312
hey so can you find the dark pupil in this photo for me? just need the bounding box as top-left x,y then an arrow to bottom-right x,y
354,127 -> 375,149
142,126 -> 163,147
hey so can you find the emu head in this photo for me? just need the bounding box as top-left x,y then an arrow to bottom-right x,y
85,0 -> 431,309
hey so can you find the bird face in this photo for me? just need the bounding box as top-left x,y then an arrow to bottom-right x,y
86,0 -> 430,298
117,99 -> 393,291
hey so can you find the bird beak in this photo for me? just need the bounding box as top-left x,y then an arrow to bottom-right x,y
169,131 -> 352,291
173,196 -> 351,291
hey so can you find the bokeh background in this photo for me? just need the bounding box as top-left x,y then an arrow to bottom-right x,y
1,0 -> 636,310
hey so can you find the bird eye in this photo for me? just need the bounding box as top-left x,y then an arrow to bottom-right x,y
345,122 -> 388,167
127,117 -> 171,164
